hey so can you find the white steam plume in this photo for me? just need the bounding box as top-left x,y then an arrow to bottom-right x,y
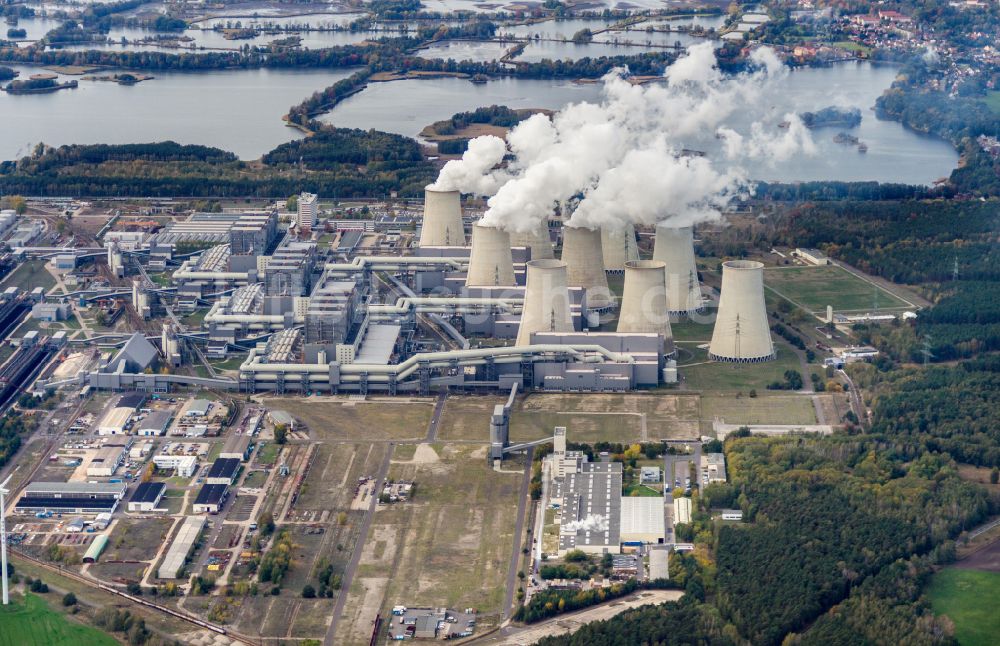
427,135 -> 508,195
562,514 -> 609,534
429,42 -> 815,233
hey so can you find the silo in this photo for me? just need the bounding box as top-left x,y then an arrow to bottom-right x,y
510,225 -> 554,260
601,225 -> 639,272
709,260 -> 775,362
617,260 -> 674,353
652,224 -> 703,315
561,225 -> 613,310
466,222 -> 516,287
419,188 -> 465,247
515,259 -> 574,346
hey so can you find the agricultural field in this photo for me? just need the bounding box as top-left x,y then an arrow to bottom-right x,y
928,568 -> 1000,646
0,593 -> 117,646
763,265 -> 909,313
337,443 -> 521,646
264,397 -> 434,441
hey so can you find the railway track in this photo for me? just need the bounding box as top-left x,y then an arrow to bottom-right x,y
11,549 -> 256,645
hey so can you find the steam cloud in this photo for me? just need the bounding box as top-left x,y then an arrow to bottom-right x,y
428,43 -> 816,233
562,514 -> 610,534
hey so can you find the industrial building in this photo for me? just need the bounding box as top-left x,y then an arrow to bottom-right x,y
620,496 -> 667,545
701,453 -> 728,483
265,242 -> 316,296
220,434 -> 253,461
193,483 -> 229,514
86,444 -> 128,477
674,497 -> 692,525
136,411 -> 172,436
158,515 -> 206,578
16,482 -> 127,514
553,461 -> 622,556
97,407 -> 134,435
205,458 -> 240,485
652,225 -> 703,315
419,188 -> 464,247
128,482 -> 165,512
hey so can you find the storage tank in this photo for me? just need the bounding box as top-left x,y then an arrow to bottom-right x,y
652,224 -> 702,315
515,259 -> 574,346
601,225 -> 639,272
466,222 -> 516,287
561,225 -> 613,310
709,260 -> 775,362
419,188 -> 464,247
617,260 -> 674,353
510,225 -> 554,260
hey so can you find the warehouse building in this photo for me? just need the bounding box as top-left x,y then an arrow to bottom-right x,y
620,496 -> 666,545
192,484 -> 229,514
205,458 -> 240,485
97,407 -> 134,435
701,453 -> 727,483
136,410 -> 172,436
184,399 -> 212,417
554,462 -> 622,556
86,445 -> 128,477
219,434 -> 252,462
83,535 -> 108,563
128,482 -> 165,512
674,497 -> 692,525
16,482 -> 127,514
158,515 -> 207,579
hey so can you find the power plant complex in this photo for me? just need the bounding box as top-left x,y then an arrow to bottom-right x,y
42,189 -> 775,396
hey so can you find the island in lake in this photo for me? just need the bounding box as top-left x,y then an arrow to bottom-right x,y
800,106 -> 862,129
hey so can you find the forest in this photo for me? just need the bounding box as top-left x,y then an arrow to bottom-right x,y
0,137 -> 434,197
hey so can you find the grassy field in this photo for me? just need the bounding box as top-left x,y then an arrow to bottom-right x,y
928,568 -> 1000,646
1,260 -> 57,293
680,345 -> 803,394
764,265 -> 908,313
985,91 -> 1000,115
0,593 -> 118,646
264,397 -> 433,441
700,393 -> 817,425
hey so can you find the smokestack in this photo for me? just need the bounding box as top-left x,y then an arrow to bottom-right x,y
601,225 -> 639,272
510,225 -> 554,260
709,260 -> 775,362
466,222 -> 516,287
653,224 -> 703,315
419,188 -> 465,247
561,226 -> 613,310
516,259 -> 573,346
617,260 -> 674,352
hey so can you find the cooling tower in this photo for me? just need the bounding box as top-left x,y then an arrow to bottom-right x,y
709,260 -> 775,363
561,226 -> 613,310
617,260 -> 674,351
419,188 -> 465,247
601,225 -> 639,272
653,224 -> 703,315
510,225 -> 554,260
515,259 -> 574,346
466,222 -> 516,287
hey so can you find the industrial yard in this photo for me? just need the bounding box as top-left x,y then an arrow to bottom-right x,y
0,192 -> 912,644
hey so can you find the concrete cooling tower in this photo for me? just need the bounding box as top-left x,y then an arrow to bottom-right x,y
653,224 -> 703,315
601,225 -> 639,272
709,260 -> 775,363
515,259 -> 574,346
419,188 -> 464,247
617,260 -> 674,350
561,226 -> 613,310
466,222 -> 516,287
510,225 -> 554,260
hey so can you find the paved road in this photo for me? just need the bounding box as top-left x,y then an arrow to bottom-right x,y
425,393 -> 447,442
324,441 -> 394,646
503,446 -> 534,621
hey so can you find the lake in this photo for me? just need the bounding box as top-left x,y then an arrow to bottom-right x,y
0,60 -> 958,184
0,66 -> 358,160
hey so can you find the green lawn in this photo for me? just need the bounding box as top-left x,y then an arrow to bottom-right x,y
0,593 -> 118,646
985,91 -> 1000,115
680,345 -> 803,394
927,568 -> 1000,646
764,265 -> 908,313
256,442 -> 280,466
1,260 -> 56,293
